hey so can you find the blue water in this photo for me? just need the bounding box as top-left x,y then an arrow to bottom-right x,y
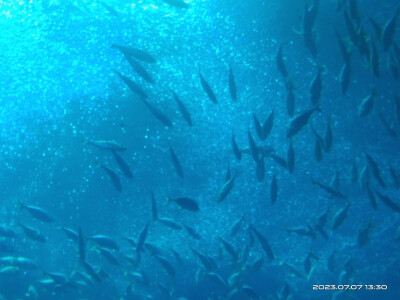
1,0 -> 400,299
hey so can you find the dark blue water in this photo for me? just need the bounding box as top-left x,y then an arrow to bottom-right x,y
1,0 -> 400,299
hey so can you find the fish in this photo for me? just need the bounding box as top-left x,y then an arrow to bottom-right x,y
358,88 -> 377,117
123,54 -> 154,83
136,222 -> 150,255
382,7 -> 400,51
190,248 -> 217,271
113,69 -> 148,99
0,225 -> 17,238
339,63 -> 351,95
218,237 -> 238,261
286,81 -> 296,116
155,255 -> 175,278
253,114 -> 263,140
161,0 -> 189,9
248,130 -> 259,162
287,141 -> 295,173
205,272 -> 228,287
310,66 -> 323,106
286,226 -> 315,239
78,227 -> 85,262
111,44 -> 156,63
270,175 -> 278,204
304,252 -> 318,276
228,63 -> 237,101
358,220 -> 373,247
167,196 -> 199,211
87,140 -> 127,152
336,29 -> 351,65
112,151 -> 132,178
225,163 -> 232,181
369,16 -> 382,41
88,235 -> 119,250
169,146 -> 183,178
262,112 -> 274,140
390,165 -> 400,188
170,248 -> 183,265
276,43 -> 288,79
82,261 -> 101,282
365,153 -> 385,187
301,0 -> 320,58
62,226 -> 78,242
270,154 -> 288,170
286,107 -> 319,138
140,99 -> 172,128
366,183 -> 378,210
199,72 -> 217,104
379,113 -> 397,138
184,225 -> 202,240
389,50 -> 400,80
242,284 -> 261,300
217,173 -> 238,203
323,118 -> 333,152
249,225 -> 274,260
97,247 -> 119,265
348,0 -> 361,25
0,256 -> 37,270
170,89 -> 192,126
332,203 -> 350,230
328,250 -> 336,272
151,192 -> 158,221
376,191 -> 400,213
256,155 -> 265,182
98,1 -> 119,17
19,224 -> 46,243
101,164 -> 122,192
232,131 -> 242,161
370,41 -> 380,77
158,218 -> 182,230
311,178 -> 347,199
20,203 -> 55,223
230,214 -> 245,237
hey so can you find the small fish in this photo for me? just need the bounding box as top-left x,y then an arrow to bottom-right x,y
167,196 -> 199,211
249,225 -> 274,260
369,16 -> 382,41
184,225 -> 202,240
101,164 -> 122,192
136,222 -> 150,254
253,114 -> 263,140
191,248 -> 217,271
97,247 -> 119,265
310,66 -> 323,106
328,250 -> 336,272
88,235 -> 119,250
230,214 -> 245,237
242,284 -> 261,300
170,89 -> 192,126
365,153 -> 386,187
82,261 -> 101,282
114,69 -> 148,99
87,140 -> 126,152
112,151 -> 132,179
248,130 -> 259,162
286,107 -> 319,138
358,220 -> 373,247
169,146 -> 184,178
287,226 -> 315,239
62,227 -> 78,242
161,0 -> 189,9
314,138 -> 323,162
262,112 -> 274,140
376,191 -> 400,213
123,54 -> 154,83
332,203 -> 350,230
311,178 -> 347,199
20,203 -> 54,223
256,155 -> 265,182
349,0 -> 361,25
170,248 -> 183,265
336,29 -> 351,65
232,131 -> 242,161
358,88 -> 377,117
228,63 -> 237,101
379,113 -> 397,138
218,237 -> 238,261
276,43 -> 288,79
382,7 -> 400,51
0,225 -> 17,238
19,224 -> 46,243
370,41 -> 380,78
199,72 -> 217,104
218,173 -> 238,203
155,255 -> 175,278
141,98 -> 173,128
270,175 -> 278,204
158,218 -> 182,230
390,165 -> 400,188
323,118 -> 333,152
270,154 -> 288,170
339,63 -> 351,94
111,44 -> 156,63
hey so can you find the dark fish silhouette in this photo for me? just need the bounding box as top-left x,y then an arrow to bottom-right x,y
123,54 -> 154,83
141,98 -> 173,127
162,0 -> 189,8
276,43 -> 288,79
155,255 -> 175,278
310,66 -> 323,106
20,203 -> 55,223
365,153 -> 385,187
332,203 -> 350,230
286,107 -> 319,138
167,196 -> 199,211
88,140 -> 126,152
232,131 -> 242,161
88,235 -> 119,250
101,164 -> 122,192
170,89 -> 192,126
311,178 -> 347,199
19,223 -> 46,243
287,141 -> 295,173
382,7 -> 400,51
184,225 -> 202,240
376,192 -> 400,213
169,146 -> 183,178
136,222 -> 150,255
111,44 -> 156,63
98,1 -> 119,17
114,69 -> 148,99
158,218 -> 182,230
112,151 -> 132,178
199,72 -> 218,104
286,81 -> 296,116
339,63 -> 351,94
262,112 -> 274,140
270,174 -> 278,204
78,227 -> 85,262
151,192 -> 158,221
249,225 -> 274,260
228,63 -> 237,101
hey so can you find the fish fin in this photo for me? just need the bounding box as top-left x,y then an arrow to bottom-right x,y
291,26 -> 303,36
